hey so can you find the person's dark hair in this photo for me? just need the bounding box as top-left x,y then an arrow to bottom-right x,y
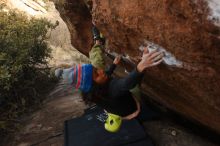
81,81 -> 109,105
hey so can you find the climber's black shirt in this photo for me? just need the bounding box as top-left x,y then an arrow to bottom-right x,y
94,65 -> 144,116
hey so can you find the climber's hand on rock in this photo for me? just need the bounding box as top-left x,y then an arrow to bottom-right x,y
142,46 -> 149,54
137,50 -> 164,72
113,56 -> 121,65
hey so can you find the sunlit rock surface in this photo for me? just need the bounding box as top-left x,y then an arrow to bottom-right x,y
57,0 -> 220,133
4,0 -> 89,67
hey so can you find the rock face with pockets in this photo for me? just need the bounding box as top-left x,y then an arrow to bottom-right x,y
55,0 -> 220,134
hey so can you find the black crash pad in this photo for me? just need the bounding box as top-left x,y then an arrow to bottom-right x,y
64,106 -> 154,146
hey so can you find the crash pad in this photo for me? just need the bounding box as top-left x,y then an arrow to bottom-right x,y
64,105 -> 154,146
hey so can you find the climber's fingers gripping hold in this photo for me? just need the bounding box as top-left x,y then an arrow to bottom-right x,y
149,51 -> 164,65
137,50 -> 164,72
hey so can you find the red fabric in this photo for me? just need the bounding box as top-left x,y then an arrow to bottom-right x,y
75,64 -> 82,89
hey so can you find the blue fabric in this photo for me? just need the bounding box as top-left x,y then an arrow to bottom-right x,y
80,64 -> 93,92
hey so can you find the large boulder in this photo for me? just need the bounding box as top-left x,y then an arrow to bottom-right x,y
56,0 -> 220,134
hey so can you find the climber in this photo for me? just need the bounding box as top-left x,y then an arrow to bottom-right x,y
54,24 -> 164,132
81,47 -> 164,130
54,46 -> 163,132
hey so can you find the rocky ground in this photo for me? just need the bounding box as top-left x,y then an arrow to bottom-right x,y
4,83 -> 218,146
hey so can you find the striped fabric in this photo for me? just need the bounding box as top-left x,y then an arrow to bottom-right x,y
61,64 -> 93,93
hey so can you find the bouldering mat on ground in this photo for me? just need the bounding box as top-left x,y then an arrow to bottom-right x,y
64,105 -> 154,146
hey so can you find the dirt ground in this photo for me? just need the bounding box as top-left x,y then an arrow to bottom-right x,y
3,80 -> 218,146
4,81 -> 88,146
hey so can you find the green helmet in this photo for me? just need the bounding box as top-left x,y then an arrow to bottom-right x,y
104,113 -> 122,133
